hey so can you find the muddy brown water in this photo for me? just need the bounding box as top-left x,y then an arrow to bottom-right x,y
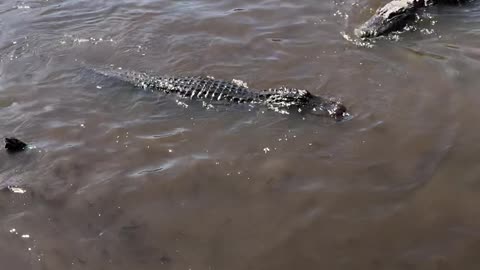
1,0 -> 480,269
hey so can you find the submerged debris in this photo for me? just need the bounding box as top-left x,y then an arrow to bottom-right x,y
2,186 -> 27,194
5,137 -> 28,153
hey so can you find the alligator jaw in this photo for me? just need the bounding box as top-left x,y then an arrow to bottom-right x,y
355,0 -> 424,38
309,97 -> 349,121
328,102 -> 349,121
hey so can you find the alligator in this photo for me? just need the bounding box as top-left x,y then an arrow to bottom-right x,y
356,0 -> 469,38
92,68 -> 349,120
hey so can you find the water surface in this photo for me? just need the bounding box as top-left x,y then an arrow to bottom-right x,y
1,0 -> 480,269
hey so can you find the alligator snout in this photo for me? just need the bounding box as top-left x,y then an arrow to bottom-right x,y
355,0 -> 420,38
329,102 -> 349,121
355,16 -> 384,38
356,11 -> 415,38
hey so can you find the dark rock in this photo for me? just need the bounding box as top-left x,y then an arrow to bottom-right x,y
5,137 -> 27,153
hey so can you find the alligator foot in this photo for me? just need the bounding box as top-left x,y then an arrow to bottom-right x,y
355,0 -> 427,38
5,137 -> 28,153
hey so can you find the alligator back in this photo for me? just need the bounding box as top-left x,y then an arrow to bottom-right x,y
91,67 -> 348,120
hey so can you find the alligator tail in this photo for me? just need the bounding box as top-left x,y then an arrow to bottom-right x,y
90,66 -> 158,88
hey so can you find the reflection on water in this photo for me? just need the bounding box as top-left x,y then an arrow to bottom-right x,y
1,0 -> 480,269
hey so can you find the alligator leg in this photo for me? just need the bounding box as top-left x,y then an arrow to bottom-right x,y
355,0 -> 428,38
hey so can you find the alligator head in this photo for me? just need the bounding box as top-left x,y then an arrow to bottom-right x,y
355,0 -> 423,38
262,88 -> 348,121
308,97 -> 349,121
328,102 -> 349,121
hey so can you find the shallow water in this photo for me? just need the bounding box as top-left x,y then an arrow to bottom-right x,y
1,0 -> 480,269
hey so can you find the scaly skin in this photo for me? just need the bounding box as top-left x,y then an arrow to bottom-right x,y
93,68 -> 349,120
356,0 -> 427,38
356,0 -> 468,38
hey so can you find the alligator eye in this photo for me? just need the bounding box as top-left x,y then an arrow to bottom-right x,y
386,8 -> 404,20
328,103 -> 347,119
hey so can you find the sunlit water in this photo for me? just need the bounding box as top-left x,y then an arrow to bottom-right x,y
1,0 -> 480,269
